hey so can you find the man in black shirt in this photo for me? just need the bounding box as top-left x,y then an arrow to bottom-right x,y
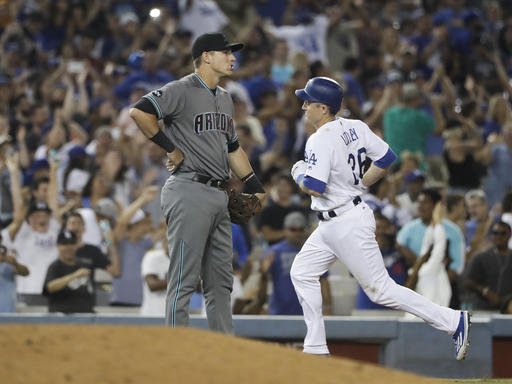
257,174 -> 305,245
464,221 -> 512,311
43,231 -> 94,313
63,211 -> 120,278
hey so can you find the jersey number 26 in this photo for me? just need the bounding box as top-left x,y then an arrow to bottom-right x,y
348,147 -> 366,185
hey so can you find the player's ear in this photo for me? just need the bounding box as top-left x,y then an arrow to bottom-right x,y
202,51 -> 211,64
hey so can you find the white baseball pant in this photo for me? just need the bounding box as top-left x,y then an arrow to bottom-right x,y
290,201 -> 461,355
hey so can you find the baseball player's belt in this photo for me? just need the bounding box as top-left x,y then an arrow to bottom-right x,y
317,196 -> 362,221
192,173 -> 228,190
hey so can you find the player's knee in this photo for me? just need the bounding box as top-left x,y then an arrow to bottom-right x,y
362,277 -> 392,304
290,261 -> 309,286
290,263 -> 301,284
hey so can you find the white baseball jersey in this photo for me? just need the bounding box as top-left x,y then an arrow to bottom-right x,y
291,120 -> 461,357
303,117 -> 389,212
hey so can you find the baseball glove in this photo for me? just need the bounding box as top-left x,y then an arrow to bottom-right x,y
227,189 -> 262,224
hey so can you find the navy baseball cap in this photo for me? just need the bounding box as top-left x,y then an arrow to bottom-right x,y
404,170 -> 425,183
191,33 -> 244,60
295,77 -> 344,113
27,201 -> 52,217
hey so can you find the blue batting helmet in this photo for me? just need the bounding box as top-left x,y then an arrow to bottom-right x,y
295,77 -> 344,114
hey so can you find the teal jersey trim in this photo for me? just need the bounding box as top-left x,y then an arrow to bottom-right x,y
171,240 -> 185,327
193,73 -> 217,96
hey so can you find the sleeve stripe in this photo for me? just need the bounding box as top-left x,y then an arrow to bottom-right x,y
143,95 -> 164,119
374,148 -> 397,168
303,176 -> 326,194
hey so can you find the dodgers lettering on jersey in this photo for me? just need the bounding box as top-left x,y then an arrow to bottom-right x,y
303,117 -> 389,212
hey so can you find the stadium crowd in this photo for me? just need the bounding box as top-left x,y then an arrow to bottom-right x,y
0,0 -> 511,316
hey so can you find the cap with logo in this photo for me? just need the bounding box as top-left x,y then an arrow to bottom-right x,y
27,201 -> 52,217
57,230 -> 78,245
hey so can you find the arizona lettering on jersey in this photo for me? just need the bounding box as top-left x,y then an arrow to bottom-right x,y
141,74 -> 237,180
194,112 -> 234,135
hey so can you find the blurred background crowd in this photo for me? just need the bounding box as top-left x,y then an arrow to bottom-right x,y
0,0 -> 511,317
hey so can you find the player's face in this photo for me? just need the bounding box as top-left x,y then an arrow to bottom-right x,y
302,101 -> 328,126
208,50 -> 237,76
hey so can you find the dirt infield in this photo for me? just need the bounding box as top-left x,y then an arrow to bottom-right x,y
0,324 -> 442,384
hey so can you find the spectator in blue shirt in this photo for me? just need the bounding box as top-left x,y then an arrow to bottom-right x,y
0,244 -> 29,313
260,212 -> 331,315
114,47 -> 174,103
397,188 -> 465,308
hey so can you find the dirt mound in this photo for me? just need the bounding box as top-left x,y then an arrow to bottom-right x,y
0,324 -> 441,384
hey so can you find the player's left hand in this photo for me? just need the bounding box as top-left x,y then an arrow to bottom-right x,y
166,148 -> 184,173
227,189 -> 262,224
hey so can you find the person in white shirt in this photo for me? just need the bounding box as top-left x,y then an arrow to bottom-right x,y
289,76 -> 470,360
264,13 -> 330,65
178,0 -> 228,41
140,227 -> 169,316
1,152 -> 60,305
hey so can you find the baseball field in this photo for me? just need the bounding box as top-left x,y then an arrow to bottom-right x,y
0,324 -> 509,383
453,381 -> 512,383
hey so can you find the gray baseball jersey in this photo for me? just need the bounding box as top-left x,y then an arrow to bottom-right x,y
142,73 -> 237,333
143,73 -> 238,180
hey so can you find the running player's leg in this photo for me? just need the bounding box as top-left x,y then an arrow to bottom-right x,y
328,203 -> 460,334
290,228 -> 336,354
202,199 -> 233,333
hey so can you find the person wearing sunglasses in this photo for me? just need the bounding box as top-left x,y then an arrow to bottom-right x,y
463,221 -> 512,311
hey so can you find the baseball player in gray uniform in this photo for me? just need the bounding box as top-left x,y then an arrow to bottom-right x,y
130,33 -> 265,333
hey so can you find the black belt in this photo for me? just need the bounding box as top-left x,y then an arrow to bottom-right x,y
317,196 -> 362,221
192,173 -> 228,190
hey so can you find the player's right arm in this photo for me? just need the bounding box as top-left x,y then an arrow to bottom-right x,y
291,134 -> 330,197
129,97 -> 184,170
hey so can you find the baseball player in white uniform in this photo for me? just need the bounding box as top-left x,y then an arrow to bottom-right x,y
290,77 -> 470,360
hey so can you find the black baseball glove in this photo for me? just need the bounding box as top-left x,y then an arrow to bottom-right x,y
227,189 -> 262,224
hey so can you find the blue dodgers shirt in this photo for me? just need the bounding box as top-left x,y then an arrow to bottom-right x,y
265,240 -> 329,315
0,262 -> 16,312
266,240 -> 303,315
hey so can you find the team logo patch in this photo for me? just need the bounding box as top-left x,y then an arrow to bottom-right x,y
152,90 -> 163,97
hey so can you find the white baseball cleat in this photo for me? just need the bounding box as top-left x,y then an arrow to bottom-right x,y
452,311 -> 471,361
